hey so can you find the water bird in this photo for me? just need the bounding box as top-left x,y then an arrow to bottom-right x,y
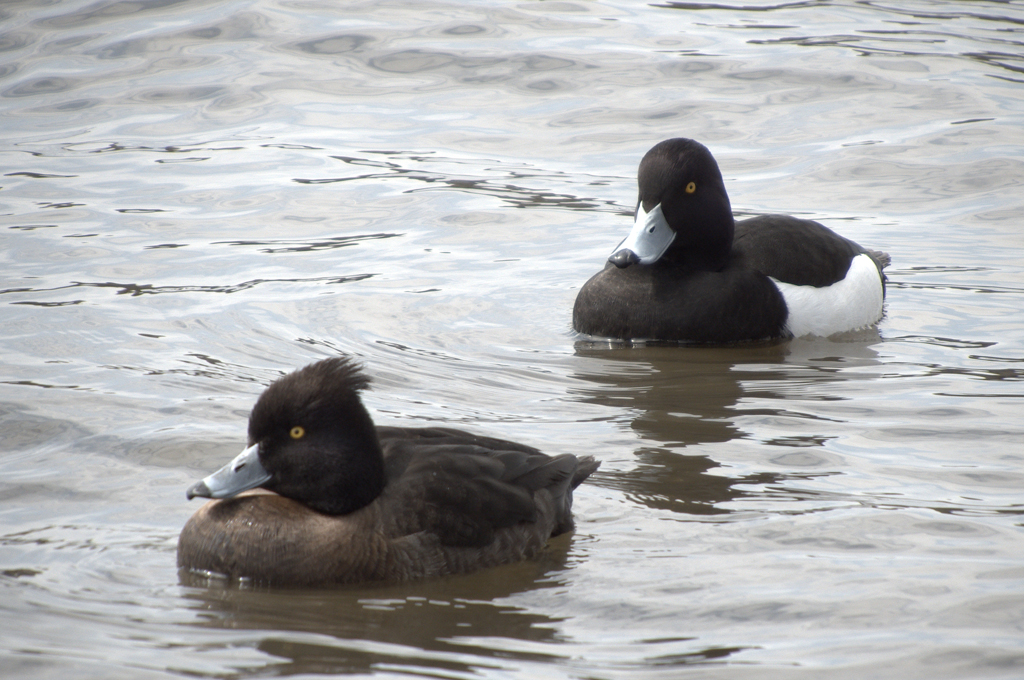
573,138 -> 889,343
178,356 -> 599,586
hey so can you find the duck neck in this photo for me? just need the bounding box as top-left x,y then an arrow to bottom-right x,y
662,213 -> 734,271
318,422 -> 387,516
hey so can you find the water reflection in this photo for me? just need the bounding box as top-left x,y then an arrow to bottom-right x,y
180,538 -> 575,676
296,151 -> 624,213
572,335 -> 883,514
5,274 -> 375,301
657,0 -> 1024,82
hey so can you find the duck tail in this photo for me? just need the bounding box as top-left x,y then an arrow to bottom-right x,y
865,248 -> 891,270
548,455 -> 600,537
571,455 -> 600,489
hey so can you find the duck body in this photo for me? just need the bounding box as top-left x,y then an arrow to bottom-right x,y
573,138 -> 889,344
178,359 -> 599,587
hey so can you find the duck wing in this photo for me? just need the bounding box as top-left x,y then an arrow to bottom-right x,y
376,427 -> 598,548
734,215 -> 887,286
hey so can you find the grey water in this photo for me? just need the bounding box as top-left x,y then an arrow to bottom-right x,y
2,0 -> 1023,678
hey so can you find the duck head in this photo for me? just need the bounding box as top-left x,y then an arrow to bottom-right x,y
186,357 -> 385,516
609,138 -> 735,271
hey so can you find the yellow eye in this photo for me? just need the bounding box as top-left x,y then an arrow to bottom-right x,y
289,426 -> 305,440
685,181 -> 696,194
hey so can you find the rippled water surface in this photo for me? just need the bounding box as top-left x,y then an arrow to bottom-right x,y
2,0 -> 1024,678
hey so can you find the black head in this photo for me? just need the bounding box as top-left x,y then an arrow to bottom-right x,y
636,138 -> 734,271
247,356 -> 385,515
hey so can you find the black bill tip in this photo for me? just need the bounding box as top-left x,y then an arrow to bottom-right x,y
608,249 -> 641,269
186,481 -> 212,500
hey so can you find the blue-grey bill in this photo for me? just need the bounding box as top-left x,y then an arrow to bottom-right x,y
608,203 -> 675,266
186,443 -> 271,500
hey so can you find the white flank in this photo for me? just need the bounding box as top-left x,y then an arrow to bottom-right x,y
771,253 -> 884,338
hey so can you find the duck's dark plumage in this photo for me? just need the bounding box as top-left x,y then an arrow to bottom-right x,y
177,357 -> 599,586
573,138 -> 888,343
